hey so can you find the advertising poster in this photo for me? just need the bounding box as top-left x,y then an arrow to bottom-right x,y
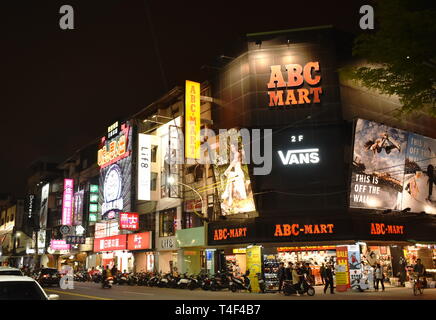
335,246 -> 350,292
350,119 -> 436,214
246,245 -> 262,293
210,129 -> 256,216
73,190 -> 84,226
402,133 -> 436,214
39,183 -> 50,230
98,122 -> 132,220
347,245 -> 362,287
157,117 -> 182,198
350,119 -> 408,210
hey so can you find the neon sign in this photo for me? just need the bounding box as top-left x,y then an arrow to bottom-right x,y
62,179 -> 74,226
274,223 -> 334,237
213,227 -> 247,241
267,62 -> 323,107
97,124 -> 130,168
370,223 -> 404,235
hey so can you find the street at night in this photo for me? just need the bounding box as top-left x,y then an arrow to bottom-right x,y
1,1 -> 436,316
43,282 -> 436,300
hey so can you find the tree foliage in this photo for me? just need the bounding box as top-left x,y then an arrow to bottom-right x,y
346,0 -> 436,116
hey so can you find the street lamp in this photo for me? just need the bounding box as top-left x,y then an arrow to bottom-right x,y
167,175 -> 207,221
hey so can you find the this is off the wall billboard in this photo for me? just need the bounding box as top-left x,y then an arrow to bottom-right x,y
350,119 -> 436,214
98,121 -> 133,220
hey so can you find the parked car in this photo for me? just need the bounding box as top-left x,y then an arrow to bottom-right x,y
0,267 -> 24,276
0,276 -> 59,300
37,268 -> 61,287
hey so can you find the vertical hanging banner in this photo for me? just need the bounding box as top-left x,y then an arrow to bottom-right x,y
138,134 -> 152,201
335,246 -> 350,292
246,245 -> 262,293
185,80 -> 201,159
62,179 -> 74,226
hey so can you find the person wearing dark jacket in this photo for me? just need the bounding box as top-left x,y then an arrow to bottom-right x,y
277,262 -> 286,293
320,263 -> 326,285
323,264 -> 335,294
285,262 -> 293,281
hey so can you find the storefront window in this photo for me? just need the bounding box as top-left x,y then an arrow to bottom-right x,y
182,212 -> 203,229
151,172 -> 158,191
159,209 -> 176,237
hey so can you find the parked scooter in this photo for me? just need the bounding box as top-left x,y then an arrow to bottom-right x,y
102,276 -> 114,289
282,275 -> 315,296
210,271 -> 231,291
256,273 -> 266,293
176,273 -> 191,289
117,272 -> 129,285
229,271 -> 251,292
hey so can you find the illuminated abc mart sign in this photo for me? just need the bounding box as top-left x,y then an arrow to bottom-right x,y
267,62 -> 322,106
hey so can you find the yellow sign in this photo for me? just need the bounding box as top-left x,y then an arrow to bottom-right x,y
185,80 -> 201,159
233,248 -> 247,254
246,246 -> 262,293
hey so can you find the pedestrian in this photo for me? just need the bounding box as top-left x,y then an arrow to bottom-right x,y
399,257 -> 407,287
292,264 -> 302,296
111,264 -> 118,278
320,263 -> 326,285
323,263 -> 335,294
285,262 -> 293,281
304,262 -> 314,285
374,263 -> 385,291
277,262 -> 286,293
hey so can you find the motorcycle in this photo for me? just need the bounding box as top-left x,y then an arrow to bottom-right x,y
210,271 -> 231,291
128,273 -> 138,286
157,273 -> 170,288
201,274 -> 212,291
176,273 -> 191,289
283,275 -> 315,296
117,272 -> 129,285
229,271 -> 251,293
257,273 -> 266,293
102,276 -> 114,289
147,273 -> 160,287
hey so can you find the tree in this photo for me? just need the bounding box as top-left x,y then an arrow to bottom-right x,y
344,0 -> 436,116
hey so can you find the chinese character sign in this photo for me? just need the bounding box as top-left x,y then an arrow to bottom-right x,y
93,235 -> 127,252
127,232 -> 152,250
62,179 -> 74,226
119,212 -> 139,230
50,239 -> 71,251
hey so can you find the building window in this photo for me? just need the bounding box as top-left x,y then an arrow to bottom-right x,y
151,145 -> 158,163
151,172 -> 158,191
182,211 -> 203,229
140,213 -> 156,232
159,209 -> 176,237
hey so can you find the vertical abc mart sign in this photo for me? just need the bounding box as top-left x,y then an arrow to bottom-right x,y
185,80 -> 201,159
62,179 -> 74,226
138,134 -> 151,201
267,62 -> 322,107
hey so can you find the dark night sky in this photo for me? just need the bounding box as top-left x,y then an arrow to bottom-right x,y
1,0 -> 368,197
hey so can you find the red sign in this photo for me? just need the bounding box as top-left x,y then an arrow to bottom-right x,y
370,223 -> 405,235
274,223 -> 334,237
93,235 -> 127,252
119,212 -> 139,230
127,232 -> 152,251
213,227 -> 247,241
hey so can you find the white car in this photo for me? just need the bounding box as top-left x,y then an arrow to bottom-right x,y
0,267 -> 24,276
0,276 -> 59,300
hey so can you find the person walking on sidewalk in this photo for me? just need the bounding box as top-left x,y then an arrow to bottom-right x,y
323,263 -> 335,294
277,262 -> 286,293
320,263 -> 326,285
374,263 -> 385,291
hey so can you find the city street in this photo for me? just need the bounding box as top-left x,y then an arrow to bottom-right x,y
44,282 -> 436,300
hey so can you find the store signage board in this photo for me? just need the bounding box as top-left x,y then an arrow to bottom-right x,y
267,62 -> 322,107
61,179 -> 74,226
50,239 -> 71,251
138,134 -> 151,201
335,246 -> 350,292
119,212 -> 139,230
39,183 -> 50,230
60,225 -> 72,236
65,236 -> 86,245
185,80 -> 201,159
98,122 -> 132,220
27,194 -> 35,218
246,246 -> 262,293
93,234 -> 127,252
370,223 -> 405,235
273,223 -> 334,237
127,232 -> 152,250
157,236 -> 178,251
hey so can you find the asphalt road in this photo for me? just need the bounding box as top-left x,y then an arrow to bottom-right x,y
44,281 -> 436,300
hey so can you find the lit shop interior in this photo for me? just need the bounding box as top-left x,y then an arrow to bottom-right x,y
213,242 -> 436,291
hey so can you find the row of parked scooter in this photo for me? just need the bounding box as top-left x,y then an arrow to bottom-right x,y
84,270 -> 255,292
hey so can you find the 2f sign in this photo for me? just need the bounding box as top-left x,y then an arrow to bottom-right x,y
59,5 -> 74,30
360,5 -> 374,30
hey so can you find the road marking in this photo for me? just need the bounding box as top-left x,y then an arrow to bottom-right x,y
122,291 -> 155,296
45,289 -> 114,300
